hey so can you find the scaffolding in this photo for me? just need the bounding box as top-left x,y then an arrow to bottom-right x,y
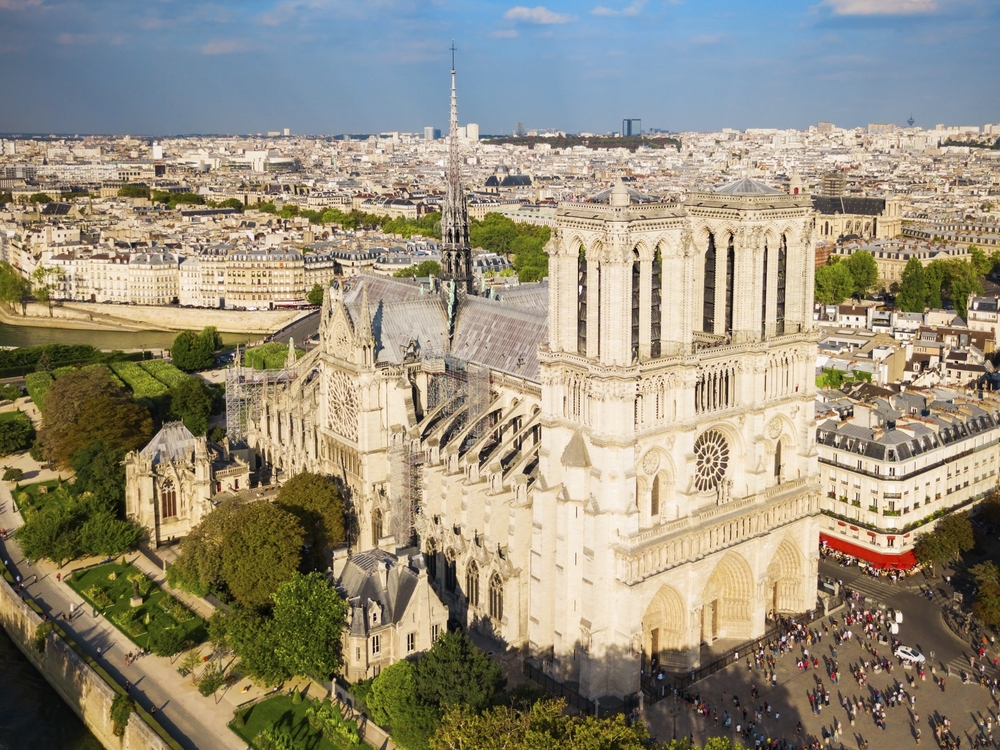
224,354 -> 297,446
387,355 -> 492,546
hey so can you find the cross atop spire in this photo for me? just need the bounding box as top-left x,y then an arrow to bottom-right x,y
439,40 -> 472,297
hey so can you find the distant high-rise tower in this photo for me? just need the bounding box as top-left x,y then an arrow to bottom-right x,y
424,127 -> 441,141
439,43 -> 473,297
516,121 -> 526,137
907,115 -> 916,128
622,118 -> 641,137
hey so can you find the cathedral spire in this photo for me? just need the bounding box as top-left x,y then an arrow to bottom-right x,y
439,40 -> 473,296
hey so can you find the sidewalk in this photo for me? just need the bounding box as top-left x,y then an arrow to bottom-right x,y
0,452 -> 245,750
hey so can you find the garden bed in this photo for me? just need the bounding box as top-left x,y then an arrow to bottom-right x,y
67,562 -> 206,653
13,479 -> 65,517
230,694 -> 365,750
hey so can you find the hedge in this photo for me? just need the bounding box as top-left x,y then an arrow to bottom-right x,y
109,362 -> 168,399
24,372 -> 53,411
138,360 -> 188,389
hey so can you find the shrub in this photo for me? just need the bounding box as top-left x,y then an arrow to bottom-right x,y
110,693 -> 133,737
138,360 -> 188,388
197,664 -> 225,696
24,372 -> 53,411
0,384 -> 23,401
108,362 -> 168,399
28,440 -> 44,462
151,627 -> 184,657
0,416 -> 34,456
3,467 -> 24,482
34,622 -> 53,653
244,342 -> 303,370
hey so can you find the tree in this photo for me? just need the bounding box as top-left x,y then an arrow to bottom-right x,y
416,630 -> 505,713
431,698 -> 652,750
394,260 -> 442,278
815,262 -> 854,304
0,262 -> 31,310
924,259 -> 947,309
936,512 -> 975,559
946,259 -> 982,317
212,607 -> 288,685
845,250 -> 879,298
39,368 -> 153,468
0,416 -> 35,455
117,185 -> 150,199
270,572 -> 348,680
276,472 -> 347,569
368,660 -> 439,750
221,502 -> 304,608
78,511 -> 143,556
970,245 -> 993,278
896,257 -> 927,312
3,467 -> 24,482
110,693 -> 134,737
169,376 -> 213,436
29,193 -> 53,204
171,327 -> 221,371
71,440 -> 127,511
307,283 -> 326,305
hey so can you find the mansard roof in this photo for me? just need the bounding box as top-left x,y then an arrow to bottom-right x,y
714,176 -> 783,196
339,548 -> 420,633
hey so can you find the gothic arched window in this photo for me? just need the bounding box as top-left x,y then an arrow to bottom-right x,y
725,234 -> 735,334
631,248 -> 641,359
776,234 -> 787,334
371,508 -> 383,547
774,440 -> 783,484
577,245 -> 587,354
651,248 -> 662,358
489,573 -> 504,622
651,475 -> 660,517
445,549 -> 457,593
703,233 -> 716,332
425,540 -> 437,583
761,242 -> 769,339
161,480 -> 177,519
466,560 -> 479,607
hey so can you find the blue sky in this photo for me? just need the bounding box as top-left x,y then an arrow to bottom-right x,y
0,0 -> 997,135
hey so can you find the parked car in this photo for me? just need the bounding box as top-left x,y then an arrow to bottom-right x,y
894,645 -> 925,663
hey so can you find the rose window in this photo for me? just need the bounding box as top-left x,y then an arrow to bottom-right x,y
694,430 -> 729,492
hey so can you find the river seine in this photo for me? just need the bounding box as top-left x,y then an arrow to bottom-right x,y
0,323 -> 249,351
0,627 -> 102,749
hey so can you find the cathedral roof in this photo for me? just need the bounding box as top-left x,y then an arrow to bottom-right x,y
338,548 -> 420,633
140,421 -> 196,465
713,176 -> 783,196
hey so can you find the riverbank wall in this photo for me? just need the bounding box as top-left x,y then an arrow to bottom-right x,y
0,574 -> 176,750
1,301 -> 307,334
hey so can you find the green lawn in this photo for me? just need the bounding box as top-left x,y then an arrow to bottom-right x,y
14,479 -> 64,516
67,562 -> 207,652
231,695 -> 365,750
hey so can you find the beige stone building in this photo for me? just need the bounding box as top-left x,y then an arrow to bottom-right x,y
124,422 -> 250,548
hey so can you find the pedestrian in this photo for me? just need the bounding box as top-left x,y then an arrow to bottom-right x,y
96,647 -> 102,657
56,572 -> 61,583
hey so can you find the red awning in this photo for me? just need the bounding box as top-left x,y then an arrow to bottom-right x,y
821,533 -> 918,570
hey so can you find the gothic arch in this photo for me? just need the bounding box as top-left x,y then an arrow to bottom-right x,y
765,538 -> 805,614
701,552 -> 754,641
642,584 -> 687,668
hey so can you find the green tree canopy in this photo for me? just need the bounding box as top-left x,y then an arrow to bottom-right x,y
924,259 -> 948,310
394,260 -> 442,278
970,245 -> 993,278
276,472 -> 347,568
845,250 -> 879,297
169,376 -> 213,435
415,630 -> 506,713
29,193 -> 53,204
0,262 -> 32,308
38,367 -> 153,468
171,327 -> 221,371
271,572 -> 348,680
0,415 -> 35,456
117,185 -> 150,199
896,257 -> 927,312
368,660 -> 439,750
470,214 -> 550,283
212,606 -> 288,686
307,283 -> 326,306
70,440 -> 127,511
815,262 -> 854,304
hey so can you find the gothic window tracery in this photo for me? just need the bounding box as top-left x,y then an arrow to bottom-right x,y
161,480 -> 177,519
371,508 -> 383,547
445,549 -> 457,593
776,234 -> 787,334
489,573 -> 504,621
631,249 -> 641,360
466,560 -> 479,607
425,539 -> 437,582
651,248 -> 662,358
703,233 -> 716,332
577,245 -> 587,354
694,430 -> 730,492
725,235 -> 735,334
327,370 -> 359,442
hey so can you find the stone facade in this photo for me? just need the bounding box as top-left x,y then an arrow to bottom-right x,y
247,175 -> 822,702
125,422 -> 250,548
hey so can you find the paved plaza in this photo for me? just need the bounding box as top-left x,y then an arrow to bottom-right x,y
645,560 -> 1000,749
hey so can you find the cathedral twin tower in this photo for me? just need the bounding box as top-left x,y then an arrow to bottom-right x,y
247,58 -> 821,703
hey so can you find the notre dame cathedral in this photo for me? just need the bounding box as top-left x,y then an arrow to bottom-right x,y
246,62 -> 821,703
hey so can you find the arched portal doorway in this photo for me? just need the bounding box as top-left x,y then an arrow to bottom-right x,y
701,552 -> 754,642
766,539 -> 804,614
641,584 -> 687,671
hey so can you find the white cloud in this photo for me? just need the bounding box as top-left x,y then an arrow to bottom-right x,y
200,38 -> 246,55
592,0 -> 645,16
822,0 -> 938,15
504,5 -> 575,24
491,28 -> 520,38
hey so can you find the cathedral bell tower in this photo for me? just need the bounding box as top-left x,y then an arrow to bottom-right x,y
531,176 -> 821,703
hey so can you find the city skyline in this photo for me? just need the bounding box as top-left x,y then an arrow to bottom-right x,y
0,0 -> 998,136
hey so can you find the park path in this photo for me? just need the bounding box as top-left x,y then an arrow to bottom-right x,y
0,446 -> 246,750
